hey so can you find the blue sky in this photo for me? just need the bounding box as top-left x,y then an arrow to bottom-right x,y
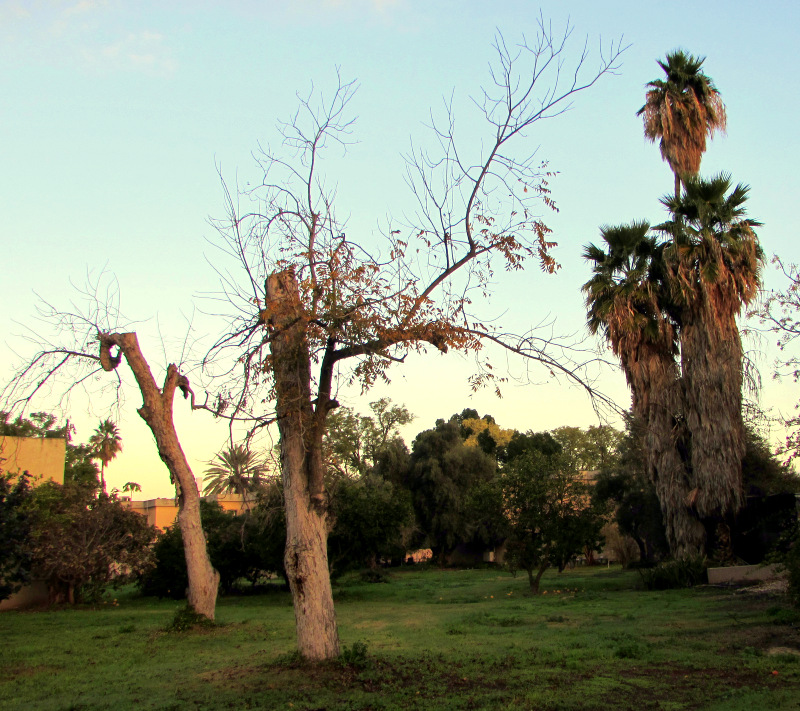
2,1 -> 799,497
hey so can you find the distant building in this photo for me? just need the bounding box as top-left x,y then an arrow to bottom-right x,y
0,436 -> 65,485
121,492 -> 253,531
0,436 -> 66,611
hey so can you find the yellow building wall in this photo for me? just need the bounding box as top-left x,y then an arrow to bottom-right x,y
0,436 -> 65,485
0,437 -> 66,611
122,493 -> 251,531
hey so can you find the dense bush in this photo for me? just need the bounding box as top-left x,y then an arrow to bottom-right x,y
139,494 -> 287,599
639,556 -> 707,590
27,482 -> 157,603
0,473 -> 34,601
327,473 -> 414,577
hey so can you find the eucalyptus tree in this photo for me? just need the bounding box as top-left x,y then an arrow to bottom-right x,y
638,50 -> 727,197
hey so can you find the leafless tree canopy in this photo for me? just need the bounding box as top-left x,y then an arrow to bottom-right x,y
202,21 -> 626,428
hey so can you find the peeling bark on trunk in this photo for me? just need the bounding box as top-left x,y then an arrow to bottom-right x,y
644,363 -> 706,558
265,270 -> 340,661
626,339 -> 705,559
98,332 -> 219,620
680,292 -> 745,520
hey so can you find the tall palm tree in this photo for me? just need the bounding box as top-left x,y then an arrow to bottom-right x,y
89,419 -> 123,494
638,50 -> 727,198
583,223 -> 705,557
657,174 -> 763,523
202,444 -> 270,503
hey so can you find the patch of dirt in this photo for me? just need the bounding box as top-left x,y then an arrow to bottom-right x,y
1,663 -> 61,680
768,646 -> 800,657
734,579 -> 789,596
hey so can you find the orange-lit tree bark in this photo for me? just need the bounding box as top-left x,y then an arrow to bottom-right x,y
3,312 -> 220,620
98,332 -> 220,619
208,22 -> 624,660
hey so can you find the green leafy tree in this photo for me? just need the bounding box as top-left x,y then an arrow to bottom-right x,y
501,430 -> 562,464
592,417 -> 669,565
327,473 -> 414,576
551,425 -> 624,472
405,417 -> 498,563
0,473 -> 34,601
742,427 -> 800,496
503,450 -> 604,593
325,399 -> 413,478
27,482 -> 157,603
0,411 -> 68,438
64,443 -> 101,491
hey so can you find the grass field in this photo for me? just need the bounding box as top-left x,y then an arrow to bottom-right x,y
2,565 -> 799,710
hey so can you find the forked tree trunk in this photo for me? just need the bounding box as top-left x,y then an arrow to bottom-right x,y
265,270 -> 340,661
527,563 -> 548,594
98,332 -> 219,620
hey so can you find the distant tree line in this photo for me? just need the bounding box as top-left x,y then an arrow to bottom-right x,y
3,404 -> 797,606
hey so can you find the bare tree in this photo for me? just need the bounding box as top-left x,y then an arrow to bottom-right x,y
3,283 -> 220,620
757,256 -> 800,463
205,22 -> 625,660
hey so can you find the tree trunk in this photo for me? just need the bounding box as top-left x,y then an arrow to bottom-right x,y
98,332 -> 219,620
629,341 -> 706,559
680,292 -> 745,521
266,270 -> 340,661
527,562 -> 548,594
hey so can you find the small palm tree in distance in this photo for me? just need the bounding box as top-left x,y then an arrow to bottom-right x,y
89,418 -> 123,494
202,444 -> 270,505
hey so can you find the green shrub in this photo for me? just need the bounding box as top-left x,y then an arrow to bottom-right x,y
639,556 -> 707,590
339,641 -> 369,669
358,567 -> 391,584
164,605 -> 216,633
139,498 -> 286,599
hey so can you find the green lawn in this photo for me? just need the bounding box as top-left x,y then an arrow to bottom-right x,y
2,566 -> 799,710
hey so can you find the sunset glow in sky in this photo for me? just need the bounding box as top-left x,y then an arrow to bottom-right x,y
3,1 -> 799,497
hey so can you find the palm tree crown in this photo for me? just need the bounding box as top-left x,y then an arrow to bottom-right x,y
637,50 -> 727,195
583,221 -> 676,380
657,173 -> 763,313
89,419 -> 123,493
202,444 -> 270,499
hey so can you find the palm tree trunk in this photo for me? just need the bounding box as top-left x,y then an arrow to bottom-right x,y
680,294 -> 745,520
629,343 -> 706,559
